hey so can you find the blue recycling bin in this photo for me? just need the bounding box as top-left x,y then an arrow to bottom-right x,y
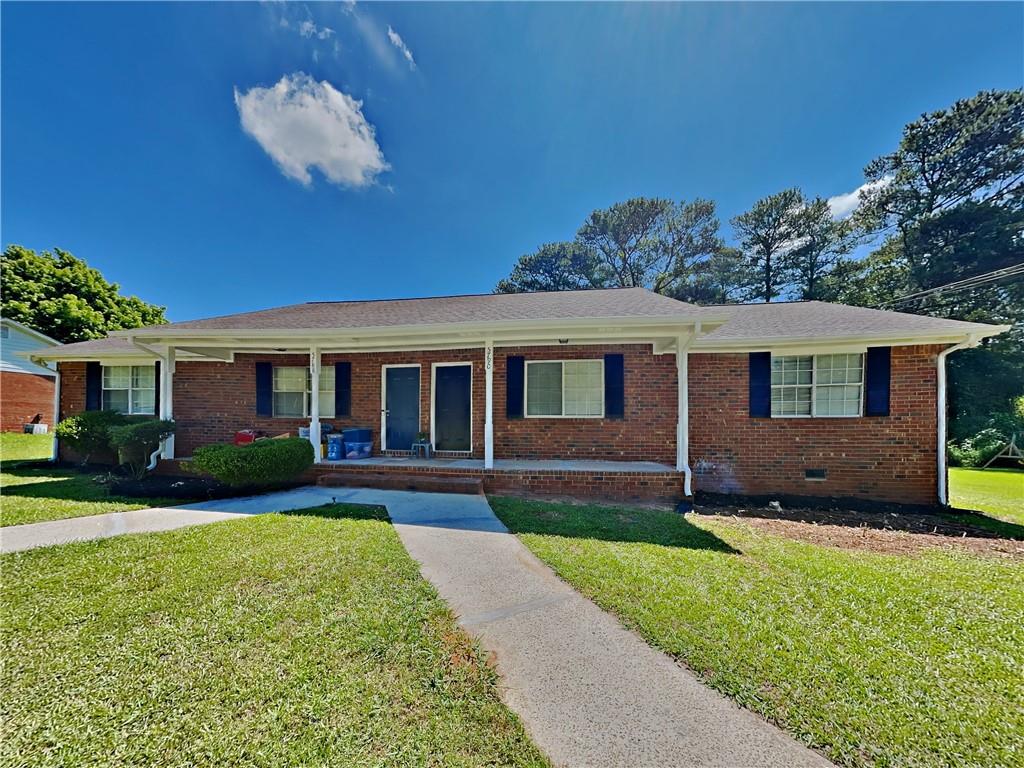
326,434 -> 344,461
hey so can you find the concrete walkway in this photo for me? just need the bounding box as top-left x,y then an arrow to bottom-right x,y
1,487 -> 829,767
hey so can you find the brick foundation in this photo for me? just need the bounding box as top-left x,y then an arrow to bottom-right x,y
1,371 -> 56,432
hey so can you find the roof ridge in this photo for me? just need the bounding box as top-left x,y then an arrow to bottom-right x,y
303,286 -> 651,306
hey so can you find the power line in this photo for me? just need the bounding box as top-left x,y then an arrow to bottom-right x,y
879,262 -> 1024,309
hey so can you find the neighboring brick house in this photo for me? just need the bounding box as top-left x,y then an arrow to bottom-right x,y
29,288 -> 1008,506
1,318 -> 58,434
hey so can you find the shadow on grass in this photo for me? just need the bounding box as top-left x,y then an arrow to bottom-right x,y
282,503 -> 390,523
490,496 -> 739,554
1,468 -> 115,502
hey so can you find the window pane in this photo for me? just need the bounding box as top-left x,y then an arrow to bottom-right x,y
771,385 -> 812,416
132,365 -> 156,388
274,391 -> 305,417
102,366 -> 130,389
527,362 -> 562,416
316,367 -> 335,418
131,388 -> 155,415
563,360 -> 603,416
102,389 -> 129,413
273,366 -> 307,392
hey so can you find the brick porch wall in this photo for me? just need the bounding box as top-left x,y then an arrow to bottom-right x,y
688,344 -> 943,506
0,371 -> 55,432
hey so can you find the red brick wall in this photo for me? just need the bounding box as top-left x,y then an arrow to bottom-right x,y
494,345 -> 678,464
57,344 -> 947,505
688,345 -> 943,506
1,371 -> 56,432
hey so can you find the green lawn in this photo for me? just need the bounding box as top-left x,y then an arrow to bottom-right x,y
1,467 -> 182,527
0,432 -> 53,463
950,467 -> 1024,525
492,497 -> 1024,768
1,504 -> 546,767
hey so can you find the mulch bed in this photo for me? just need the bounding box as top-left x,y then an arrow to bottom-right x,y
695,506 -> 1024,559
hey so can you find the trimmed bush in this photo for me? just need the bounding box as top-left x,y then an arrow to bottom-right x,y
55,411 -> 126,463
190,438 -> 314,486
109,419 -> 176,478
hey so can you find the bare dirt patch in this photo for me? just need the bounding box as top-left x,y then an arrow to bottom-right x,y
698,510 -> 1024,559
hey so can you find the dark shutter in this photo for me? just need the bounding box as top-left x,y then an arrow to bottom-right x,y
335,362 -> 352,417
255,362 -> 273,417
864,347 -> 891,417
506,355 -> 525,419
749,352 -> 771,418
153,361 -> 161,417
604,354 -> 624,419
85,362 -> 102,411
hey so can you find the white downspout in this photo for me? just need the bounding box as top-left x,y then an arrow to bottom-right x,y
937,334 -> 982,506
676,332 -> 696,497
50,368 -> 61,462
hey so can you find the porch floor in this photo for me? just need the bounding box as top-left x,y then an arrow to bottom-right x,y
321,456 -> 676,474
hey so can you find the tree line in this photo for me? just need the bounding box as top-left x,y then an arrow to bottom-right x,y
496,89 -> 1024,441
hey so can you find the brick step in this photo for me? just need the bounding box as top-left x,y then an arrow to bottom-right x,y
316,471 -> 483,496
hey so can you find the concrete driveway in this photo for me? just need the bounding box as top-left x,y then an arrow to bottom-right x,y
1,486 -> 830,767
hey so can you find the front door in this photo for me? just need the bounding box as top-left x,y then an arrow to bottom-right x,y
384,366 -> 420,451
434,365 -> 471,451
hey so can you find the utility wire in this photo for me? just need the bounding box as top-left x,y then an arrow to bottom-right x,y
879,262 -> 1024,309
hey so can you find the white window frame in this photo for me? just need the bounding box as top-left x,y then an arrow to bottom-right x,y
770,353 -> 864,419
272,365 -> 335,419
101,364 -> 156,416
524,358 -> 605,419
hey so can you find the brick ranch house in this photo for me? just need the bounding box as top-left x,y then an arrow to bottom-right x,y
1,318 -> 58,436
29,288 -> 1008,506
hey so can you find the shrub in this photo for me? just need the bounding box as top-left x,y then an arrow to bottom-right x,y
947,428 -> 1010,468
108,419 -> 176,478
55,411 -> 124,463
190,437 -> 314,486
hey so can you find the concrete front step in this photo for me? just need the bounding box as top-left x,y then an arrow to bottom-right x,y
316,471 -> 483,496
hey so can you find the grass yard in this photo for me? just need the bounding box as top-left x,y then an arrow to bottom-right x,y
0,432 -> 53,463
950,467 -> 1024,525
0,467 -> 183,527
1,504 -> 546,767
492,497 -> 1024,768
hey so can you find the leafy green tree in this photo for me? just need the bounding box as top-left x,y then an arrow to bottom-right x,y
495,198 -> 723,295
730,188 -> 803,302
1,245 -> 166,343
850,89 -> 1024,441
494,242 -> 603,294
668,247 -> 751,304
786,197 -> 856,300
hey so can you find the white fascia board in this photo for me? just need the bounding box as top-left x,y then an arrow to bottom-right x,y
691,325 -> 1011,354
111,314 -> 724,343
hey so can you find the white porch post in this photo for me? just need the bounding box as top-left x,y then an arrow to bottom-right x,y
676,335 -> 692,496
484,339 -> 494,469
160,347 -> 176,459
309,347 -> 322,464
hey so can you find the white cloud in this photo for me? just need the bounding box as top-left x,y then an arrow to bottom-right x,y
234,73 -> 389,189
828,177 -> 892,219
299,19 -> 334,40
387,25 -> 416,70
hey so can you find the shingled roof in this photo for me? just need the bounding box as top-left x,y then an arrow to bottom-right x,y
135,287 -> 708,331
30,288 -> 1008,360
692,301 -> 1006,347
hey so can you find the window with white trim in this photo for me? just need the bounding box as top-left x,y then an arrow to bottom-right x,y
525,359 -> 604,417
272,366 -> 335,418
771,353 -> 863,418
102,365 -> 156,415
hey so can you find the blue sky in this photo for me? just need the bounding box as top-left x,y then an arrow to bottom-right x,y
3,2 -> 1022,321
